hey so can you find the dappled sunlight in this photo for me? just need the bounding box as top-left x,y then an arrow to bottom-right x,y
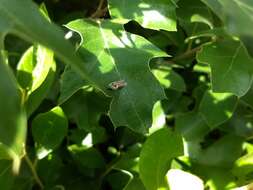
167,169 -> 204,190
81,133 -> 93,148
37,146 -> 52,160
142,10 -> 167,26
138,2 -> 151,9
149,101 -> 166,134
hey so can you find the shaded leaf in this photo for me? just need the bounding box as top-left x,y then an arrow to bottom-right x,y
124,177 -> 146,190
59,66 -> 87,104
32,106 -> 68,158
62,89 -> 110,131
199,90 -> 238,128
0,160 -> 14,190
0,55 -> 26,169
153,67 -> 186,92
202,0 -> 253,56
177,0 -> 214,36
197,40 -> 253,97
68,144 -> 105,175
106,169 -> 133,190
192,164 -> 237,190
176,111 -> 210,141
241,84 -> 253,109
194,134 -> 244,168
222,104 -> 253,138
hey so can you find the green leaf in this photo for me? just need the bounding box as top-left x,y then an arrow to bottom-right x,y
232,152 -> 253,181
25,61 -> 56,117
194,134 -> 244,168
16,47 -> 34,90
106,169 -> 133,190
67,19 -> 166,134
177,0 -> 214,27
152,66 -> 186,92
37,153 -> 63,185
241,84 -> 253,109
199,90 -> 238,128
11,159 -> 33,190
176,111 -> 210,141
149,101 -> 166,134
68,145 -> 105,169
108,0 -> 178,31
0,55 -> 26,169
201,0 -> 253,56
15,45 -> 56,117
139,127 -> 183,190
203,0 -> 253,37
177,0 -> 214,36
222,104 -> 253,138
197,40 -> 253,97
32,106 -> 68,158
62,90 -> 110,131
192,164 -> 237,190
0,0 -> 90,83
200,0 -> 223,20
125,177 -> 146,190
59,66 -> 88,104
17,45 -> 54,93
0,160 -> 14,190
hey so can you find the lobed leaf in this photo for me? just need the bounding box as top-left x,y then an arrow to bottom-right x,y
67,19 -> 166,133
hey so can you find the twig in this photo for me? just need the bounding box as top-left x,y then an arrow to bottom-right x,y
172,46 -> 201,62
24,154 -> 44,189
90,0 -> 106,18
164,46 -> 202,65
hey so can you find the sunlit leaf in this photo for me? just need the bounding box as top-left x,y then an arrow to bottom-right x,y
199,90 -> 238,128
108,0 -> 179,31
32,106 -> 68,159
67,19 -> 166,133
139,128 -> 183,190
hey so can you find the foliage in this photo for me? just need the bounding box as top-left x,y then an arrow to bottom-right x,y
0,0 -> 253,189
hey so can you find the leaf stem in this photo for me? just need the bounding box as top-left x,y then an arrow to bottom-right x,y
24,154 -> 44,189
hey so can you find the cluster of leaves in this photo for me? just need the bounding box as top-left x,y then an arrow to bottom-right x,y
1,0 -> 253,189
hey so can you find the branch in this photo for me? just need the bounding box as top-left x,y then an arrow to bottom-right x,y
90,0 -> 106,18
24,154 -> 44,189
163,46 -> 202,66
172,46 -> 201,62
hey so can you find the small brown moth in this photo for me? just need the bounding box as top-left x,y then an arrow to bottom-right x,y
108,80 -> 127,90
